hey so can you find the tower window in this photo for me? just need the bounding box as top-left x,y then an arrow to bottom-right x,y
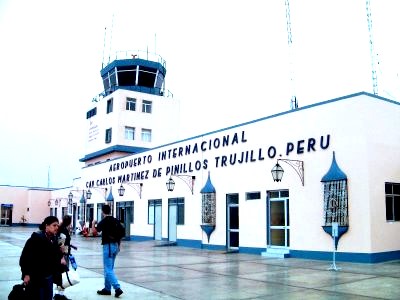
142,100 -> 152,113
107,98 -> 113,114
126,97 -> 136,111
86,107 -> 97,119
125,127 -> 135,140
141,128 -> 152,142
105,128 -> 112,143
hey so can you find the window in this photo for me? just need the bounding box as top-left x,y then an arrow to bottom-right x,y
169,198 -> 185,225
246,191 -> 261,200
126,97 -> 136,111
142,100 -> 152,113
385,182 -> 400,221
125,127 -> 135,140
86,107 -> 97,119
322,180 -> 348,226
107,98 -> 113,114
141,128 -> 152,142
105,128 -> 112,143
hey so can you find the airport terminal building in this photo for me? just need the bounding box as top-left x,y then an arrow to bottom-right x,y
1,51 -> 399,263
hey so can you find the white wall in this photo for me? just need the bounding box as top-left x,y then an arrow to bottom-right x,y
80,93 -> 400,255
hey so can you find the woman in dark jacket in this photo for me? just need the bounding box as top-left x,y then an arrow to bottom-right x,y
20,216 -> 66,300
54,215 -> 77,300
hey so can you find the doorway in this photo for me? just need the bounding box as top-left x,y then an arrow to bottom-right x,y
149,199 -> 162,240
0,204 -> 13,226
168,198 -> 184,243
226,193 -> 239,252
116,201 -> 134,238
267,190 -> 290,249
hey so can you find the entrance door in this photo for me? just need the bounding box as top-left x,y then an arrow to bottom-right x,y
168,203 -> 177,242
226,194 -> 239,251
154,201 -> 162,240
116,201 -> 134,239
0,204 -> 13,226
267,190 -> 290,248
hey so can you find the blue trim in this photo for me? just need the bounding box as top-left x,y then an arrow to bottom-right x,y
322,225 -> 349,250
128,235 -> 400,263
290,249 -> 400,263
80,145 -> 149,162
239,246 -> 266,255
321,152 -> 347,181
11,223 -> 40,228
200,172 -> 216,193
130,235 -> 154,242
176,239 -> 203,248
200,243 -> 226,251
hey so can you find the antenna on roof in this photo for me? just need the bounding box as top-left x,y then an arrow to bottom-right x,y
47,166 -> 51,188
154,33 -> 157,54
102,27 -> 107,69
285,0 -> 298,110
108,14 -> 114,64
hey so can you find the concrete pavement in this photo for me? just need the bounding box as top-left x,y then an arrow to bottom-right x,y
1,226 -> 400,299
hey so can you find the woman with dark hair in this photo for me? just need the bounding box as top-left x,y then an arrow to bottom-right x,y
19,216 -> 66,300
54,215 -> 77,300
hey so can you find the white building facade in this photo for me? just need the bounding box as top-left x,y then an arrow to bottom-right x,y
80,91 -> 400,263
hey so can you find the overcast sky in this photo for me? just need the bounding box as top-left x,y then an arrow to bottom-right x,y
0,0 -> 399,188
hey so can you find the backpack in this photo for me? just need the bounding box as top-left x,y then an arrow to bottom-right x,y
108,217 -> 125,244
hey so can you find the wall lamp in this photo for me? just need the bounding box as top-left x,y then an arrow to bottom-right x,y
271,159 -> 304,186
166,175 -> 196,194
48,198 -> 63,207
118,183 -> 143,199
86,187 -> 108,199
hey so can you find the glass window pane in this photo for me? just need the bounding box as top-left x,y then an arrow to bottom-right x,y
271,229 -> 285,246
385,183 -> 392,194
229,231 -> 239,247
386,196 -> 394,221
280,190 -> 289,197
246,192 -> 260,200
271,201 -> 285,226
393,184 -> 400,195
394,195 -> 400,221
227,194 -> 238,204
148,201 -> 154,224
229,207 -> 239,229
269,191 -> 279,199
177,203 -> 184,225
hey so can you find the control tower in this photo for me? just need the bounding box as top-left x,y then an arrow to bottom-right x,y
80,50 -> 179,166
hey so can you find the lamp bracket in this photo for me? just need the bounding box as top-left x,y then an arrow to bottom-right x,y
89,187 -> 108,198
125,182 -> 143,199
277,159 -> 304,186
171,175 -> 196,194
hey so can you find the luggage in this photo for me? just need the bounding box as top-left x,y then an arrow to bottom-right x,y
8,283 -> 29,300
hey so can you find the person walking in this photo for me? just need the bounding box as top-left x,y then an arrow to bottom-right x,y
93,204 -> 124,298
54,215 -> 77,300
19,216 -> 66,300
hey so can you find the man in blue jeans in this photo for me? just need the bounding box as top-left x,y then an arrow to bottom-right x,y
93,205 -> 123,298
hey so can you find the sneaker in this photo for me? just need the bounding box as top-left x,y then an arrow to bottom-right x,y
97,288 -> 112,295
115,288 -> 123,298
